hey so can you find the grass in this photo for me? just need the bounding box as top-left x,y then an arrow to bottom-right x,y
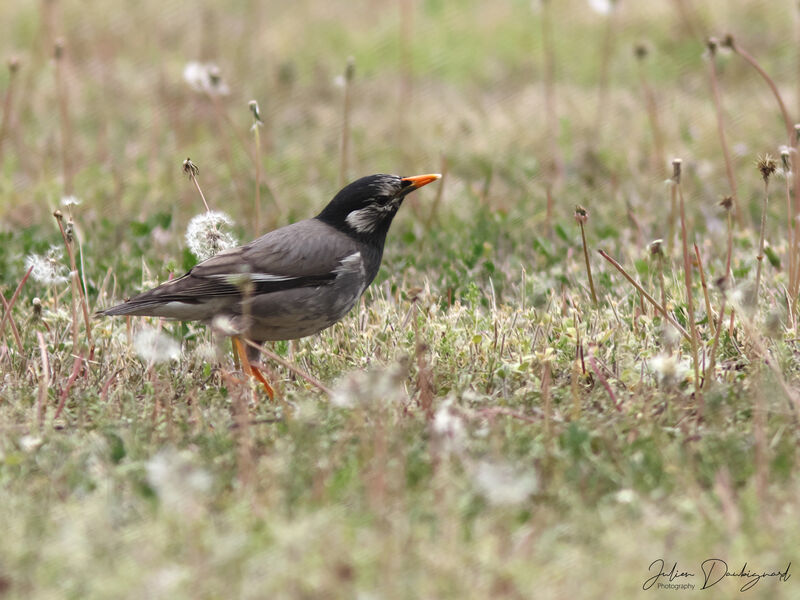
1,0 -> 800,598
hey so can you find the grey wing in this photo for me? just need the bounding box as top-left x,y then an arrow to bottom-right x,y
100,219 -> 359,318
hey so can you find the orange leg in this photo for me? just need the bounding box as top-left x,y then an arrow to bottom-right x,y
233,336 -> 275,400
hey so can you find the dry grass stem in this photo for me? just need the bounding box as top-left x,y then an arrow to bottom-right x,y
674,159 -> 701,403
598,249 -> 691,342
706,39 -> 743,227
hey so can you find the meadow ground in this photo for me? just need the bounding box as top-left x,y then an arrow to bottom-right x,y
1,1 -> 800,598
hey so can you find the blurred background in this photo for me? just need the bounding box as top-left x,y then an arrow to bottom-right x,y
1,1 -> 798,240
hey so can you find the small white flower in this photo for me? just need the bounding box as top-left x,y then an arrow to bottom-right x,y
587,0 -> 613,14
183,61 -> 230,97
472,460 -> 538,506
134,328 -> 181,364
25,245 -> 69,285
185,211 -> 238,261
333,75 -> 346,89
61,195 -> 81,207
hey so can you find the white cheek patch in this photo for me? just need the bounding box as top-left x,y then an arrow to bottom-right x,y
345,201 -> 398,233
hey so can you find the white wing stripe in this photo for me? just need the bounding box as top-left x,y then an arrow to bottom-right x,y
206,273 -> 296,282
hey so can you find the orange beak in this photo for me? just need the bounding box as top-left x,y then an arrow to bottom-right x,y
401,173 -> 442,189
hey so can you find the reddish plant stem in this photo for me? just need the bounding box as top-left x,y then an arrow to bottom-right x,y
0,293 -> 24,355
0,266 -> 33,349
54,353 -> 83,419
588,355 -> 620,411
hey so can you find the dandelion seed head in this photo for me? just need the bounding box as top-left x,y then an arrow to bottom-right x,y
211,314 -> 242,337
616,488 -> 636,504
432,399 -> 467,456
650,352 -> 689,387
185,211 -> 238,261
133,328 -> 181,364
183,61 -> 230,96
25,245 -> 69,285
146,448 -> 212,518
19,435 -> 43,453
757,153 -> 777,183
587,0 -> 614,15
61,195 -> 81,207
472,460 -> 538,506
331,364 -> 407,408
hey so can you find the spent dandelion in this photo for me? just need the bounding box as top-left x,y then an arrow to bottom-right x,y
134,328 -> 181,364
185,211 -> 238,261
25,246 -> 69,286
183,61 -> 230,97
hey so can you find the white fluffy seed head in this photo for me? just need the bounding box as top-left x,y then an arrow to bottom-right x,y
185,211 -> 238,261
183,61 -> 230,96
134,328 -> 181,364
25,245 -> 69,285
471,460 -> 538,506
587,0 -> 613,14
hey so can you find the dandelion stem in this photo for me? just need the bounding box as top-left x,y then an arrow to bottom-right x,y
249,101 -> 262,233
54,40 -> 74,196
54,211 -> 93,350
36,331 -> 50,427
634,44 -> 665,173
580,222 -> 597,304
726,36 -> 794,144
694,243 -> 715,337
424,153 -> 447,230
542,360 -> 553,444
705,286 -> 727,386
183,159 -> 211,212
707,39 -> 743,227
755,176 -> 769,308
674,159 -> 701,409
575,206 -> 597,304
339,57 -> 355,188
540,0 -> 562,184
595,5 -> 617,133
0,57 -> 20,164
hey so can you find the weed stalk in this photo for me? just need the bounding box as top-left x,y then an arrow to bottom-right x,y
0,56 -> 20,163
674,159 -> 701,409
706,39 -> 743,227
575,205 -> 598,304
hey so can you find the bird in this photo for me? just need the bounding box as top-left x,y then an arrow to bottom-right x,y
99,173 -> 441,397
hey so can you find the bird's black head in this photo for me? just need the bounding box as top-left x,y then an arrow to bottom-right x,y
316,173 -> 440,246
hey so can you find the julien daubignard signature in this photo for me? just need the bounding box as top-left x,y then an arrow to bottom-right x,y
643,559 -> 792,592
